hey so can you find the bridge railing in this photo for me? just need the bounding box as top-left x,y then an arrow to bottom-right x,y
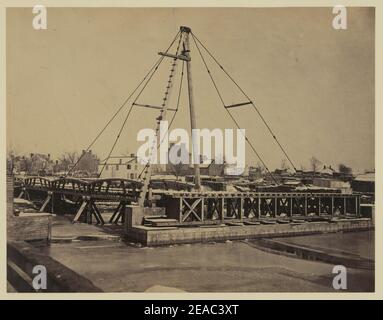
87,178 -> 143,196
17,176 -> 143,198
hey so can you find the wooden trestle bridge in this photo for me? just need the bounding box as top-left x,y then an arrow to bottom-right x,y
13,26 -> 362,228
14,176 -> 361,226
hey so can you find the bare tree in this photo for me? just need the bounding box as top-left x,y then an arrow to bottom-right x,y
310,156 -> 321,173
281,159 -> 290,171
58,151 -> 78,172
254,161 -> 265,174
338,163 -> 352,175
6,149 -> 15,174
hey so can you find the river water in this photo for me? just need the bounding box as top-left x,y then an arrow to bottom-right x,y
274,230 -> 374,259
38,230 -> 374,292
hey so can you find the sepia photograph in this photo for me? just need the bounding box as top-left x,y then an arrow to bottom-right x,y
5,5 -> 375,295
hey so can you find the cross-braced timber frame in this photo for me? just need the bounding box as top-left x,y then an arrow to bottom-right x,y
163,191 -> 360,225
16,176 -> 142,224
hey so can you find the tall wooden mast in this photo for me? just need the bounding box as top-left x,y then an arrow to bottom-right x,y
181,26 -> 201,190
138,26 -> 201,206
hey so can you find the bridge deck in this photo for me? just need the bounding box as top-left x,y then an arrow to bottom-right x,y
15,176 -> 361,226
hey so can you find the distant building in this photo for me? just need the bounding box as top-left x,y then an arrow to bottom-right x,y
319,165 -> 335,177
248,166 -> 264,179
27,153 -> 55,175
166,143 -> 191,176
333,171 -> 354,182
167,160 -> 225,177
98,154 -> 145,179
166,162 -> 191,177
312,177 -> 351,194
75,150 -> 99,175
224,163 -> 249,176
10,155 -> 28,174
352,172 -> 375,194
9,153 -> 54,175
166,143 -> 226,177
202,160 -> 225,176
165,143 -> 248,178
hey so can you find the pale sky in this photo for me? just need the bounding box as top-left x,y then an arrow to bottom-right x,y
6,7 -> 375,172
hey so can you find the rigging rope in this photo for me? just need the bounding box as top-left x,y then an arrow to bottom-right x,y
191,33 -> 278,184
65,31 -> 181,178
97,31 -> 182,177
137,33 -> 184,180
191,32 -> 298,173
137,60 -> 186,179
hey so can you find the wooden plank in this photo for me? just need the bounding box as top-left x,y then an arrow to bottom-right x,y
182,198 -> 202,222
73,201 -> 87,223
150,219 -> 221,227
133,103 -> 177,112
225,101 -> 252,109
91,201 -> 104,225
39,194 -> 51,212
239,197 -> 243,220
158,51 -> 190,61
109,202 -> 122,223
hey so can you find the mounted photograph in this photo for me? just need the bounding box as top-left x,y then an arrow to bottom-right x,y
6,6 -> 375,293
